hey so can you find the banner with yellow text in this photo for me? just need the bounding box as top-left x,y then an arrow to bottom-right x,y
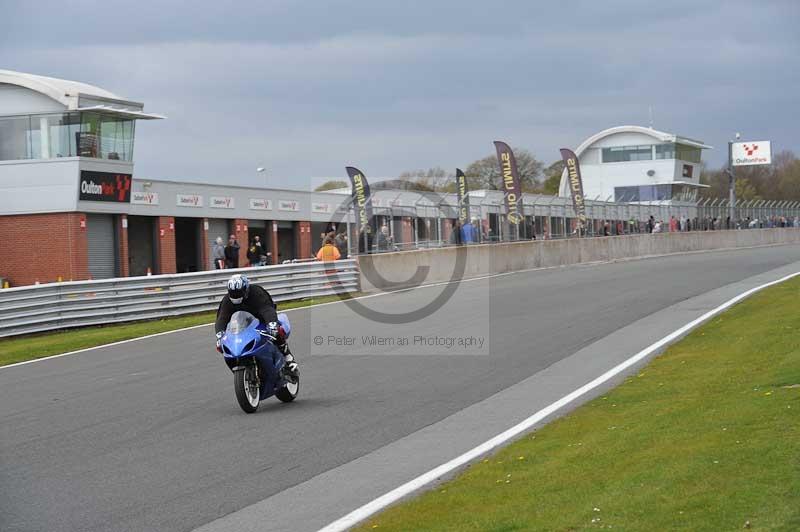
493,141 -> 523,225
456,168 -> 470,223
346,166 -> 373,232
559,148 -> 587,232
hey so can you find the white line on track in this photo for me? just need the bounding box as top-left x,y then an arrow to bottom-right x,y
316,270 -> 800,532
1,241 -> 793,372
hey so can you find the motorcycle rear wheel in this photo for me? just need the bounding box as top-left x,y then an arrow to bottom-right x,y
234,366 -> 260,413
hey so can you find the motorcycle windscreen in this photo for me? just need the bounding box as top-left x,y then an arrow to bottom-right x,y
227,311 -> 257,334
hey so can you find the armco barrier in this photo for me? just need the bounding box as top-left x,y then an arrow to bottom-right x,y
357,228 -> 800,293
0,260 -> 359,338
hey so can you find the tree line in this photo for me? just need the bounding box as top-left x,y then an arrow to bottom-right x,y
315,148 -> 800,201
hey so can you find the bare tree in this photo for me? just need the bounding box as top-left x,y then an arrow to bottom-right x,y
397,166 -> 453,192
542,160 -> 565,195
314,180 -> 348,192
464,148 -> 544,192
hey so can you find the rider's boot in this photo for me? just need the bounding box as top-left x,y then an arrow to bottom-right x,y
279,342 -> 299,378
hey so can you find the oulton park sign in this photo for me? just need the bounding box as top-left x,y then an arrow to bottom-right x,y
732,141 -> 772,167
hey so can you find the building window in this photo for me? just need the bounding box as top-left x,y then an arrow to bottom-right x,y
0,116 -> 33,160
615,184 -> 676,202
655,143 -> 675,159
675,144 -> 701,163
0,112 -> 134,162
602,145 -> 653,163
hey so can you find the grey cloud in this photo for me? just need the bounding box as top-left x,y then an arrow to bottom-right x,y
1,0 -> 798,186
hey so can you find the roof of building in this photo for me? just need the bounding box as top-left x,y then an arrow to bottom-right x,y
559,125 -> 713,196
572,125 -> 712,154
0,69 -> 163,119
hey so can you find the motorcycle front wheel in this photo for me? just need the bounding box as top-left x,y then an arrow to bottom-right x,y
234,366 -> 260,413
275,374 -> 299,403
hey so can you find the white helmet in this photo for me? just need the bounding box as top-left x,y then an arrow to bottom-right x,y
227,274 -> 250,304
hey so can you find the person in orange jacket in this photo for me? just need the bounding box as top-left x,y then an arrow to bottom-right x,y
316,237 -> 341,262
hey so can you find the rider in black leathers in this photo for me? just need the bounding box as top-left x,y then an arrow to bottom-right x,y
215,274 -> 297,374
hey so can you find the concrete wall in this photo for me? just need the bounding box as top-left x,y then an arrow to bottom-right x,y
358,228 -> 800,293
0,158 -> 81,215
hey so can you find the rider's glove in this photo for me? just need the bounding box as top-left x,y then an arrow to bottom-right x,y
215,331 -> 224,353
266,321 -> 286,344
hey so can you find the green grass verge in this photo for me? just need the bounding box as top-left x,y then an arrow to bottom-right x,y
356,278 -> 800,532
0,293 -> 355,367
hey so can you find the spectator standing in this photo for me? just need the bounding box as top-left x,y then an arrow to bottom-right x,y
212,237 -> 226,269
669,216 -> 678,232
316,237 -> 341,262
224,234 -> 240,269
246,239 -> 260,267
451,219 -> 463,245
357,225 -> 374,254
334,231 -> 349,258
254,235 -> 267,265
377,225 -> 392,251
461,218 -> 476,243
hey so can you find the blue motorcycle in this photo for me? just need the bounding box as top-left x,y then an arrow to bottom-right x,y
219,311 -> 299,413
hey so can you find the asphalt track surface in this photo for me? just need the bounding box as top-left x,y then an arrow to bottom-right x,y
3,245 -> 800,532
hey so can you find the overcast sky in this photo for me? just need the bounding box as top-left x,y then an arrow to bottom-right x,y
2,0 -> 798,189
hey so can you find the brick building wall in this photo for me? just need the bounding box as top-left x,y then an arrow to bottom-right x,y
402,217 -> 414,246
233,219 -> 249,267
295,221 -> 312,259
269,220 -> 279,265
156,216 -> 176,274
118,215 -> 130,277
442,219 -> 453,242
199,218 -> 209,271
0,213 -> 89,286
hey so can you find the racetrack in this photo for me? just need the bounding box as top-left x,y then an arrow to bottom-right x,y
3,245 -> 800,532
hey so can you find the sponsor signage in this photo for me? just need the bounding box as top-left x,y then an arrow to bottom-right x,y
131,191 -> 159,205
249,198 -> 273,210
456,168 -> 469,223
210,196 -> 235,209
177,194 -> 203,207
560,148 -> 587,231
278,200 -> 300,212
78,171 -> 132,203
493,141 -> 523,225
312,202 -> 331,214
732,141 -> 771,166
346,167 -> 373,231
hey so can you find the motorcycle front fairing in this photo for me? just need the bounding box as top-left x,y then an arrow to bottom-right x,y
221,311 -> 287,400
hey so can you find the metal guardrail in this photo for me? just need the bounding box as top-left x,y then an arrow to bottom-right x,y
0,259 -> 360,338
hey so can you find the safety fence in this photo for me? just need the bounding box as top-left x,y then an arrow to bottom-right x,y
0,259 -> 359,338
357,195 -> 800,254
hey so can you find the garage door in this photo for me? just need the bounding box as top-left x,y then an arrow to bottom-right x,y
206,218 -> 230,268
87,214 -> 117,279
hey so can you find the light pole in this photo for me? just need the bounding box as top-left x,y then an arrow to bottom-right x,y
256,167 -> 267,188
726,133 -> 740,228
543,195 -> 557,239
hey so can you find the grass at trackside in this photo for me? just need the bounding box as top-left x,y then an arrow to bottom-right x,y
355,278 -> 800,532
0,293 -> 355,367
